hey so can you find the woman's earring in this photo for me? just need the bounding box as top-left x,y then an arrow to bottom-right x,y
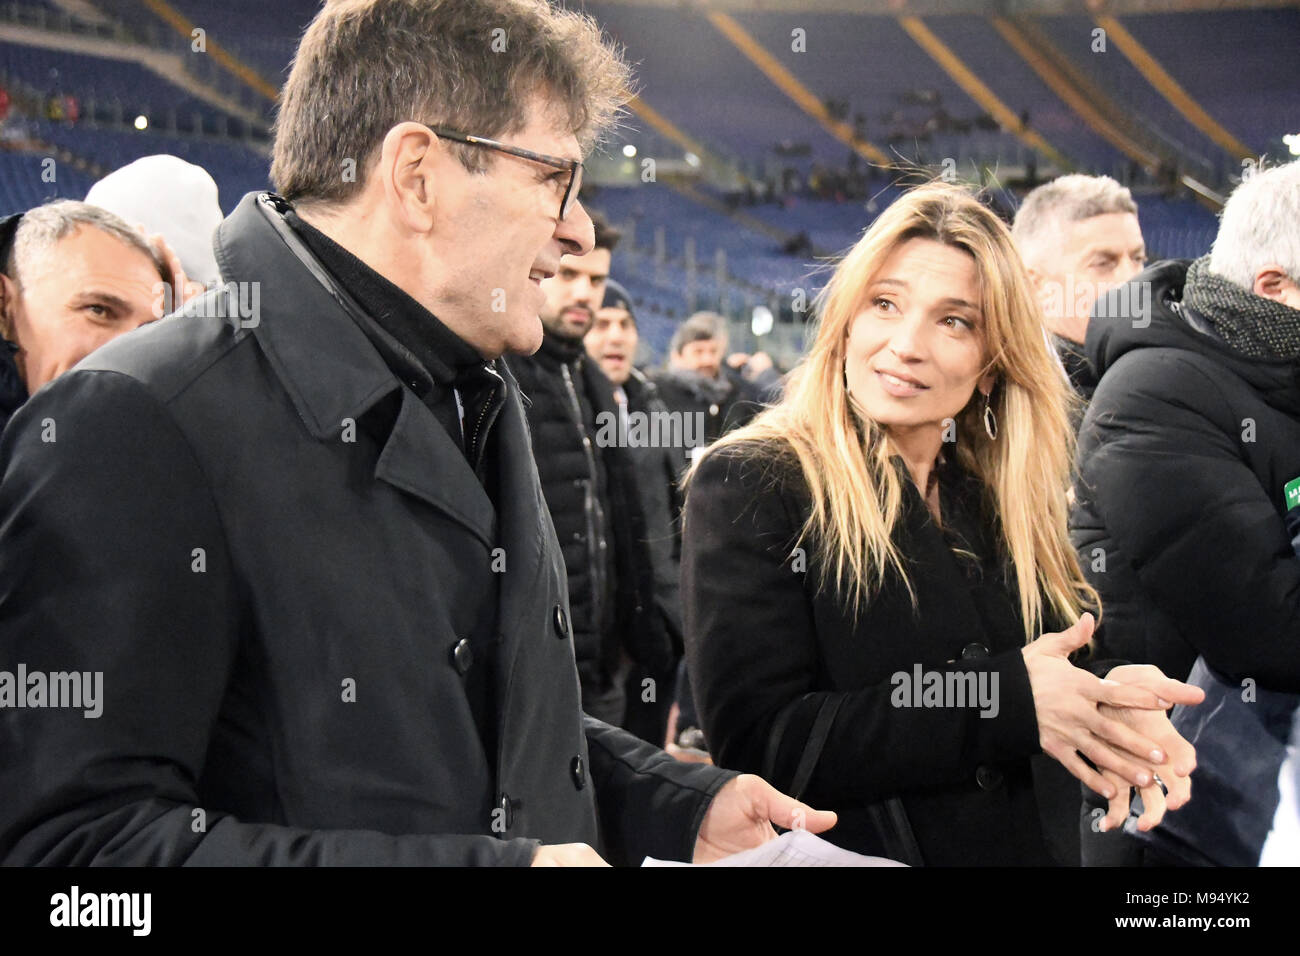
982,391 -> 998,440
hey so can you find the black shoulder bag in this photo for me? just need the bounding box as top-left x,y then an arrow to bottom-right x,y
763,691 -> 924,866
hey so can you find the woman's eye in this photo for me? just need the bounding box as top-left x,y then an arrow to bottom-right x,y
942,315 -> 971,330
873,297 -> 896,312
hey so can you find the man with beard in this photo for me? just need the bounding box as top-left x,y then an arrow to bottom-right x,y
508,214 -> 671,727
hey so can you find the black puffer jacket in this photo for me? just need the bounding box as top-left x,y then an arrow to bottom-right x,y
509,337 -> 672,694
1071,260 -> 1300,687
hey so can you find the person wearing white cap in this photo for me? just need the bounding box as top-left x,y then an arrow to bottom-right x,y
85,154 -> 225,289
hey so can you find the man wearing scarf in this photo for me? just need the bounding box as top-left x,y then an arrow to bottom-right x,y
1071,160 -> 1300,865
651,311 -> 762,481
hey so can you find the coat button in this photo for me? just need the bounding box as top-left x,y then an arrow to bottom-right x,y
450,637 -> 473,675
961,643 -> 989,660
570,754 -> 586,790
976,765 -> 1003,791
553,604 -> 570,640
497,792 -> 514,830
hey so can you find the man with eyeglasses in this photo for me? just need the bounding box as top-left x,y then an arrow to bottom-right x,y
0,0 -> 834,867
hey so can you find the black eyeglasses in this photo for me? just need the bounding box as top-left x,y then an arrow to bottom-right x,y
429,125 -> 584,221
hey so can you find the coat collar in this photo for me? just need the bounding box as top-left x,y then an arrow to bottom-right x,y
0,338 -> 25,426
214,192 -> 494,546
215,193 -> 398,440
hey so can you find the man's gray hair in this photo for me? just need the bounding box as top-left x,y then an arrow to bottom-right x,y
7,200 -> 164,289
670,311 -> 728,355
272,0 -> 633,207
1208,160 -> 1300,293
1011,174 -> 1139,270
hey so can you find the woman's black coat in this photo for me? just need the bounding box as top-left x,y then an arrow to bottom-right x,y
682,444 -> 1065,865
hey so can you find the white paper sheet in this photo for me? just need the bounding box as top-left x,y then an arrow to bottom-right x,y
642,828 -> 909,867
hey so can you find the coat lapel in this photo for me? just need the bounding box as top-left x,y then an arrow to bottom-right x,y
219,193 -> 495,546
492,361 -> 562,694
902,484 -> 995,651
374,388 -> 495,549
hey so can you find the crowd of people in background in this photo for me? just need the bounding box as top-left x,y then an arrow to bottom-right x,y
0,0 -> 1298,868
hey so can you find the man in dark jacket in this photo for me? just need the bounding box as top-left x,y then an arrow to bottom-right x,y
652,311 -> 763,479
509,217 -> 672,727
0,204 -> 176,431
1071,160 -> 1300,864
1011,175 -> 1147,406
585,279 -> 685,745
0,0 -> 831,867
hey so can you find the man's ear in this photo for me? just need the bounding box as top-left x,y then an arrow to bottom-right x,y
1253,265 -> 1296,304
1024,265 -> 1048,298
377,122 -> 439,233
0,273 -> 18,340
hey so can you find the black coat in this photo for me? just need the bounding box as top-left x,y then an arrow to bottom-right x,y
650,368 -> 762,478
0,192 -> 734,866
622,368 -> 685,653
0,340 -> 23,433
618,368 -> 687,745
508,338 -> 671,697
1072,260 -> 1300,687
682,444 -> 1067,865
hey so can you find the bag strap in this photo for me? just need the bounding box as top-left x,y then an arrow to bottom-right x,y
867,798 -> 924,867
764,691 -> 925,867
788,693 -> 846,800
762,694 -> 803,787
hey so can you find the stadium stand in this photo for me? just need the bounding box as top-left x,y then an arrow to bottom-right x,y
1,0 -> 1294,362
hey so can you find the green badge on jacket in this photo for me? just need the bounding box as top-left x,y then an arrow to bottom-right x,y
1286,477 -> 1300,511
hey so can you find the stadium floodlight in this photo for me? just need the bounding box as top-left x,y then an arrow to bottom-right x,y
684,152 -> 701,168
1284,133 -> 1300,157
133,115 -> 149,130
622,144 -> 637,158
751,305 -> 774,337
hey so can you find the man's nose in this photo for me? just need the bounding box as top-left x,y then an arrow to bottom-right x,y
1116,256 -> 1144,286
573,274 -> 595,303
556,201 -> 595,257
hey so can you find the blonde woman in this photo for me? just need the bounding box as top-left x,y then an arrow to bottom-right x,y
680,183 -> 1203,865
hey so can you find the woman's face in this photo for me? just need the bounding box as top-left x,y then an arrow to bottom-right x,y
844,237 -> 995,434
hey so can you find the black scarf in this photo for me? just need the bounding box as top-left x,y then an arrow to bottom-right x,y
1183,256 -> 1300,361
659,365 -> 734,404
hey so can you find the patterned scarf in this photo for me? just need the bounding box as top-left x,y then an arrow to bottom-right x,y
1183,256 -> 1300,360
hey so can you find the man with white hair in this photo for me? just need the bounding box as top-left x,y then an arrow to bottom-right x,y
1070,160 -> 1300,865
0,201 -> 184,430
1012,175 -> 1147,402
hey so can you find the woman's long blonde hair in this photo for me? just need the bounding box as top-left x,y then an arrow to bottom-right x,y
691,182 -> 1098,642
